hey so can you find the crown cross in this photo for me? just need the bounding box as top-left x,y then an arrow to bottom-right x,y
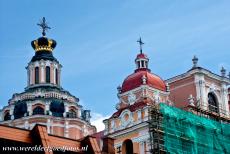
37,17 -> 51,36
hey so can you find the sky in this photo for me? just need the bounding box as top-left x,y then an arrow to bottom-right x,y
0,0 -> 230,131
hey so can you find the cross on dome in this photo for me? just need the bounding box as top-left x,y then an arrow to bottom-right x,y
137,37 -> 144,54
37,17 -> 51,36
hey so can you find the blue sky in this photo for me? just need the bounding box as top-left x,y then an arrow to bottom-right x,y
0,0 -> 230,130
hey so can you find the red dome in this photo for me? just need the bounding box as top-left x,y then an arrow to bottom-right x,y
121,69 -> 166,93
136,53 -> 148,59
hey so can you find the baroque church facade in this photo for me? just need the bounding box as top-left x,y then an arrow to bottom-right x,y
0,18 -> 230,154
102,39 -> 230,153
0,18 -> 96,140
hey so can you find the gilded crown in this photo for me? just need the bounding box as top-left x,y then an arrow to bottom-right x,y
31,37 -> 57,52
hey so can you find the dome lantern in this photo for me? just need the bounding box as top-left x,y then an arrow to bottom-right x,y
135,37 -> 149,71
120,38 -> 166,93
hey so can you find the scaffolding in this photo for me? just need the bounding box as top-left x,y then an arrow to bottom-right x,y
148,103 -> 230,154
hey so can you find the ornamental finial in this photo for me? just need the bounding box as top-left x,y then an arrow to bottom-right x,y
137,37 -> 144,54
37,17 -> 51,36
192,55 -> 198,68
221,66 -> 226,77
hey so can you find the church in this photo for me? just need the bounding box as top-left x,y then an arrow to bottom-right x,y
102,38 -> 230,153
0,18 -> 230,154
0,18 -> 96,140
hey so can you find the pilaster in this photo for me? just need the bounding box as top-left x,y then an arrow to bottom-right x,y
45,101 -> 51,115
27,103 -> 32,116
64,102 -> 69,117
64,121 -> 69,138
10,105 -> 15,120
194,74 -> 206,109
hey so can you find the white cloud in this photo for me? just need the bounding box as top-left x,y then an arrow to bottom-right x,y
91,112 -> 110,132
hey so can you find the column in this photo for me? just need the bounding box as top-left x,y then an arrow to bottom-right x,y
139,141 -> 145,154
27,103 -> 32,116
64,121 -> 69,138
45,101 -> 51,115
0,112 -> 3,121
29,66 -> 33,85
103,120 -> 109,135
195,74 -> 206,109
137,109 -> 142,123
24,120 -> 29,129
47,119 -> 51,133
78,108 -> 81,118
144,108 -> 148,121
49,119 -> 53,134
40,63 -> 45,83
53,66 -> 56,84
10,105 -> 15,120
58,68 -> 61,86
27,67 -> 30,86
110,119 -> 115,132
221,83 -> 229,116
64,102 -> 69,117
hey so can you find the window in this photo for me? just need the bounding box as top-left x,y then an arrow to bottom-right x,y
208,93 -> 218,113
145,61 -> 148,68
35,67 -> 39,84
33,106 -> 44,115
46,66 -> 50,83
137,61 -> 141,68
122,139 -> 133,154
68,109 -> 77,118
14,102 -> 27,119
4,112 -> 11,121
50,101 -> 64,117
141,60 -> 145,68
55,68 -> 58,85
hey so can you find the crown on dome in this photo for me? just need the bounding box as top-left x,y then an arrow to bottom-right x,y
31,17 -> 57,52
31,37 -> 56,52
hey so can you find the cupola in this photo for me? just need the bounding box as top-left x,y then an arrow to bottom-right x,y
120,38 -> 166,93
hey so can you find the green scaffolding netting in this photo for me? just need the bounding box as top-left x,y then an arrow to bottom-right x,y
159,103 -> 230,154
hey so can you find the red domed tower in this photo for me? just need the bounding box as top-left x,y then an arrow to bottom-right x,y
103,38 -> 170,154
116,38 -> 170,110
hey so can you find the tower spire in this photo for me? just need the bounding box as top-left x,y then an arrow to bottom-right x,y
37,17 -> 51,36
137,37 -> 144,54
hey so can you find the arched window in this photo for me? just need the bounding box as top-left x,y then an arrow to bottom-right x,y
55,68 -> 58,85
208,93 -> 218,113
138,61 -> 141,68
50,101 -> 64,117
33,106 -> 44,115
122,139 -> 133,154
141,60 -> 144,68
4,112 -> 11,121
14,102 -> 27,119
68,109 -> 77,118
35,67 -> 39,84
46,66 -> 50,83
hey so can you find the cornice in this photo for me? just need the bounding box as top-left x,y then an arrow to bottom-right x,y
166,67 -> 230,84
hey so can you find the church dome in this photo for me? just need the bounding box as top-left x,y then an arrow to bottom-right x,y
121,69 -> 166,93
120,38 -> 166,93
